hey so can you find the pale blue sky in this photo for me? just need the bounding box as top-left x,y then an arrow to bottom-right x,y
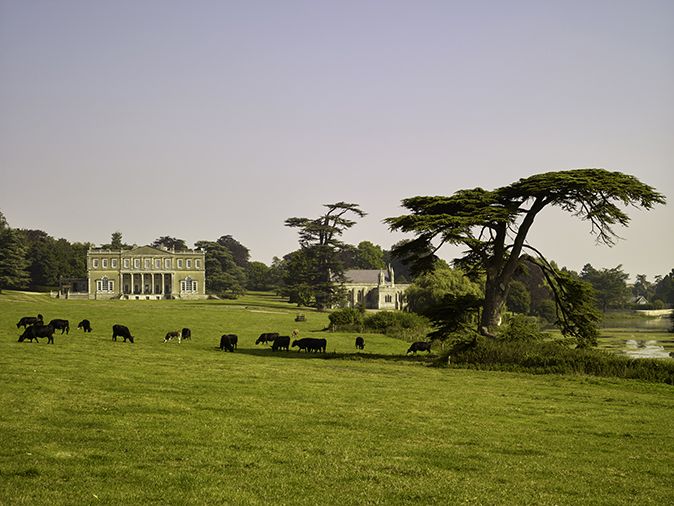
1,0 -> 672,280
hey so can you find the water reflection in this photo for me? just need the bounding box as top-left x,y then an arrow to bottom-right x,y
623,340 -> 671,359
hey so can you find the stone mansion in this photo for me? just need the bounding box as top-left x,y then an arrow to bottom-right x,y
86,245 -> 206,300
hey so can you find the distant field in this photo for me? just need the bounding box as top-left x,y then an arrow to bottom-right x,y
1,292 -> 672,505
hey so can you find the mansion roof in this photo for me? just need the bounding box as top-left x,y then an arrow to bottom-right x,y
88,245 -> 203,256
344,269 -> 392,284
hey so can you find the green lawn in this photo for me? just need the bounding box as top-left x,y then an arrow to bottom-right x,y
1,292 -> 672,505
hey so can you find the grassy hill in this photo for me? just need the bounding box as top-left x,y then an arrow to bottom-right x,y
1,292 -> 672,505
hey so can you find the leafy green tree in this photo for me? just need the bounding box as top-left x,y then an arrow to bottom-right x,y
216,236 -> 250,268
506,280 -> 531,315
406,263 -> 482,315
0,216 -> 30,292
152,236 -> 188,251
632,274 -> 654,301
194,241 -> 246,296
285,202 -> 366,310
111,231 -> 123,249
386,168 -> 665,345
580,264 -> 630,312
511,258 -> 555,318
267,256 -> 288,293
20,229 -> 59,288
653,269 -> 674,306
246,261 -> 271,291
355,241 -> 386,269
279,249 -> 318,306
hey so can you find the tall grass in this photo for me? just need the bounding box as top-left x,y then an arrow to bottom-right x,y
442,338 -> 674,384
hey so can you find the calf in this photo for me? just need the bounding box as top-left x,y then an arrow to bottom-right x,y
112,324 -> 134,343
220,334 -> 237,352
407,341 -> 432,354
16,315 -> 43,329
77,319 -> 93,332
48,319 -> 70,334
355,336 -> 365,350
19,324 -> 55,344
272,335 -> 290,351
256,332 -> 278,345
292,337 -> 327,353
164,330 -> 181,343
181,328 -> 191,340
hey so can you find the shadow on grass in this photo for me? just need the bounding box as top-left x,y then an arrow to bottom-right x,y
215,346 -> 437,365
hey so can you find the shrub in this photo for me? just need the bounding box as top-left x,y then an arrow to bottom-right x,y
328,307 -> 364,330
364,311 -> 431,341
498,314 -> 545,342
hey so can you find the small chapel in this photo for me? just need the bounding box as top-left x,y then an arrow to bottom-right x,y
341,265 -> 409,310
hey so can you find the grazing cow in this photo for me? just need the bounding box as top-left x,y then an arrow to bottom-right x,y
219,334 -> 237,352
355,336 -> 365,350
164,330 -> 181,343
292,337 -> 327,353
77,319 -> 93,332
272,335 -> 290,351
112,324 -> 134,343
16,315 -> 43,329
181,328 -> 191,340
48,319 -> 70,334
19,324 -> 55,344
256,332 -> 278,345
407,341 -> 432,354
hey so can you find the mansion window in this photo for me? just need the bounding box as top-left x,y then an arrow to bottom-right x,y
123,259 -> 129,269
92,259 -> 99,268
102,259 -> 108,268
144,259 -> 150,269
96,277 -> 114,292
177,259 -> 183,268
195,259 -> 201,268
134,259 -> 140,269
385,295 -> 393,303
111,259 -> 118,268
180,277 -> 197,293
186,259 -> 192,268
155,259 -> 161,269
165,258 -> 172,269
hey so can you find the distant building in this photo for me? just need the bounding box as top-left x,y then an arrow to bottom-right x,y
340,265 -> 410,310
86,245 -> 206,300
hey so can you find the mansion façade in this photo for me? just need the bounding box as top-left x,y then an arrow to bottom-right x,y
86,245 -> 206,300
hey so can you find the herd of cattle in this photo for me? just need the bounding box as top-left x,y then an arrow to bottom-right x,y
15,314 -> 434,354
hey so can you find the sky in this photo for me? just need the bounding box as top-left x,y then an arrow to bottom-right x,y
1,0 -> 672,281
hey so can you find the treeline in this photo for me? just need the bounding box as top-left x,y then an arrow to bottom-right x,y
0,211 -> 411,297
2,210 -> 673,313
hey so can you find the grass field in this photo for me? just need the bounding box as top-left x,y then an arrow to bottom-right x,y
1,292 -> 673,505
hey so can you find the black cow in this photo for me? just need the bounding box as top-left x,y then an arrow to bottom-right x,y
19,324 -> 55,344
272,335 -> 290,351
164,330 -> 181,343
77,319 -> 92,332
112,324 -> 134,343
292,337 -> 327,353
181,328 -> 191,340
407,341 -> 432,354
220,334 -> 237,352
48,319 -> 70,334
355,336 -> 365,350
256,332 -> 278,345
16,315 -> 43,329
